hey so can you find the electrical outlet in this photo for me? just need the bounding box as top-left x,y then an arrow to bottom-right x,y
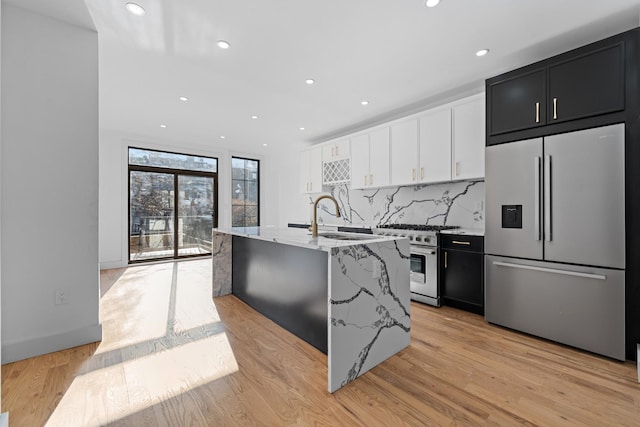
55,288 -> 68,305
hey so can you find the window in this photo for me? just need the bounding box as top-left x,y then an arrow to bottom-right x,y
129,147 -> 217,173
232,157 -> 259,227
129,147 -> 218,262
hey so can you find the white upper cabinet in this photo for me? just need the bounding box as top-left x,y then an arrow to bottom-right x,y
350,128 -> 390,190
390,119 -> 419,186
303,93 -> 485,193
322,138 -> 350,161
419,108 -> 452,183
369,127 -> 390,188
452,95 -> 485,180
299,146 -> 323,193
321,138 -> 351,185
350,134 -> 370,190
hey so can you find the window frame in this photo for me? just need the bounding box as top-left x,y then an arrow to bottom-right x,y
231,156 -> 260,227
128,147 -> 219,263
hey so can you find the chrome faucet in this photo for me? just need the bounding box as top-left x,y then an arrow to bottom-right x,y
310,194 -> 341,237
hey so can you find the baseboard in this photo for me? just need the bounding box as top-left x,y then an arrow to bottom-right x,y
99,260 -> 127,270
637,343 -> 639,383
0,412 -> 8,427
1,323 -> 102,364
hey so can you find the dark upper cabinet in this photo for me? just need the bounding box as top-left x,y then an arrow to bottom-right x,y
488,69 -> 546,135
486,31 -> 633,145
548,43 -> 624,124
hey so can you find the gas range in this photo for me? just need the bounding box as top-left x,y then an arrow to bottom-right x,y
372,224 -> 460,307
373,224 -> 460,247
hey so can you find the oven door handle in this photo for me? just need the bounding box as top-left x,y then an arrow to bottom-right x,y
412,249 -> 436,256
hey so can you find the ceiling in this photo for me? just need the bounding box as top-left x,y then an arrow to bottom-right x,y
15,0 -> 640,153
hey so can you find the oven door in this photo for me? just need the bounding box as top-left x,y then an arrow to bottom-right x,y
410,246 -> 439,306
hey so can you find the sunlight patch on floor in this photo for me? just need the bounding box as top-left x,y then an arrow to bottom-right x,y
45,259 -> 236,426
99,264 -> 174,352
45,331 -> 238,427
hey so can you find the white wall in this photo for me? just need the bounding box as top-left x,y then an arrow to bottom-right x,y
276,144 -> 309,225
1,4 -> 100,363
99,130 -> 286,269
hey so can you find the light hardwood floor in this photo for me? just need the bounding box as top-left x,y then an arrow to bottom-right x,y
2,259 -> 639,426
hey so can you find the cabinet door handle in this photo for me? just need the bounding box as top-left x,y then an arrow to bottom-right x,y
369,174 -> 373,185
535,102 -> 540,123
420,167 -> 424,180
544,155 -> 552,242
534,156 -> 541,241
412,168 -> 416,181
310,182 -> 313,192
451,240 -> 470,245
306,182 -> 309,192
455,162 -> 460,177
364,175 -> 367,186
336,146 -> 339,156
444,251 -> 448,269
553,98 -> 557,120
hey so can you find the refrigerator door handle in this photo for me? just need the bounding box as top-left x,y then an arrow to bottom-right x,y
544,155 -> 552,242
492,261 -> 606,280
534,156 -> 541,241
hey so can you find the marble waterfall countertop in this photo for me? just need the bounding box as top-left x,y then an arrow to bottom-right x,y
214,226 -> 402,251
212,226 -> 411,393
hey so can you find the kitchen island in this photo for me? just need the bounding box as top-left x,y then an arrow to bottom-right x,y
212,227 -> 410,392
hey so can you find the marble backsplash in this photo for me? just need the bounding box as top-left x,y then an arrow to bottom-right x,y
311,180 -> 485,230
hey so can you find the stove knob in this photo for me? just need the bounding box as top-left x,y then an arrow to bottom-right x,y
415,236 -> 422,242
408,236 -> 414,241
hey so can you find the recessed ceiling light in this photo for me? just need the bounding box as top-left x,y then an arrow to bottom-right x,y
217,40 -> 231,49
179,96 -> 188,101
160,124 -> 167,128
425,0 -> 440,7
305,79 -> 315,85
263,143 -> 268,146
361,100 -> 369,106
299,127 -> 305,130
476,49 -> 490,57
251,115 -> 258,119
220,135 -> 226,139
125,2 -> 146,16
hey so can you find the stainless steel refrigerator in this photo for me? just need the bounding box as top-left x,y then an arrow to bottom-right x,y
485,123 -> 625,360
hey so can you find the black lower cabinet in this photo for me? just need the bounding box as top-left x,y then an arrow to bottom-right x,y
232,235 -> 328,354
440,235 -> 484,315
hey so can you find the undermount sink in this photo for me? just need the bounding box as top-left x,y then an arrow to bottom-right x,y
317,232 -> 378,241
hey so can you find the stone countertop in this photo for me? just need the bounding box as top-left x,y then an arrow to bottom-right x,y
440,228 -> 485,236
214,226 -> 404,251
212,225 -> 411,393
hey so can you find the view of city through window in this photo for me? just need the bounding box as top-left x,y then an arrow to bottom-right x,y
129,148 -> 218,262
232,157 -> 259,227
